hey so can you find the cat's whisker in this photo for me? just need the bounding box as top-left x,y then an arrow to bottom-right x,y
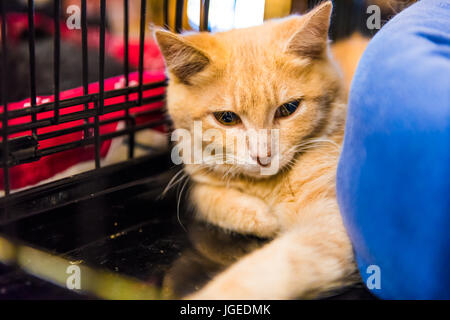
176,175 -> 190,233
161,168 -> 187,197
299,138 -> 340,150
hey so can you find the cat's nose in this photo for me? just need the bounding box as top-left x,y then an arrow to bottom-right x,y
257,156 -> 271,167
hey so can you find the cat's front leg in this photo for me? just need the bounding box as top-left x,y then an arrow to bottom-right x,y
191,183 -> 280,238
186,215 -> 355,300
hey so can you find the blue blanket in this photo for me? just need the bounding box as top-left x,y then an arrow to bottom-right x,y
337,0 -> 450,299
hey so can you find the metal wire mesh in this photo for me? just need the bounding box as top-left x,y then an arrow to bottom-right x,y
0,0 -> 369,222
0,0 -> 213,223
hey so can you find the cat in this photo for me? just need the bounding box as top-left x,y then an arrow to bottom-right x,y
155,1 -> 356,299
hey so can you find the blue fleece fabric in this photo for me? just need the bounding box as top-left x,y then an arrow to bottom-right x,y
337,0 -> 450,299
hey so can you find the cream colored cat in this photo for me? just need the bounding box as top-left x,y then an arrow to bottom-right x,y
155,1 -> 356,299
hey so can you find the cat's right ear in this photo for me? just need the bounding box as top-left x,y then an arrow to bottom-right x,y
154,29 -> 210,85
285,1 -> 333,59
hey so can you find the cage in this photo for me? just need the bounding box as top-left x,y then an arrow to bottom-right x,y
0,0 -> 383,299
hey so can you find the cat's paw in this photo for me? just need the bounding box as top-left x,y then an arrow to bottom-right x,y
242,205 -> 279,238
193,184 -> 280,238
224,196 -> 280,238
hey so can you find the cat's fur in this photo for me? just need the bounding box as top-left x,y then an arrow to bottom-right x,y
156,1 -> 356,299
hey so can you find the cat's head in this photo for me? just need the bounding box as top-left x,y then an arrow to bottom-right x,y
156,1 -> 345,179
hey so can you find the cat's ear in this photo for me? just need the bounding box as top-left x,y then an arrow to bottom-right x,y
154,29 -> 210,85
286,1 -> 332,59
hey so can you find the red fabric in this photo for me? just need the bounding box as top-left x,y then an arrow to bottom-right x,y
0,72 -> 166,191
0,13 -> 55,44
109,38 -> 166,73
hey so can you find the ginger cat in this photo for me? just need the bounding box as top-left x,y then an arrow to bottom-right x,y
155,1 -> 356,299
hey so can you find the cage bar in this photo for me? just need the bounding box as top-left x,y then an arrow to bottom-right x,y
1,0 -> 10,196
163,0 -> 169,29
27,0 -> 37,136
200,0 -> 210,32
123,0 -> 134,159
95,0 -> 107,169
99,0 -> 106,115
38,119 -> 166,160
0,0 -> 169,214
53,0 -> 61,123
0,81 -> 167,122
0,95 -> 166,138
81,0 -> 89,139
175,0 -> 184,33
0,0 -> 167,195
124,0 -> 129,95
37,109 -> 164,142
93,102 -> 101,169
138,0 -> 147,106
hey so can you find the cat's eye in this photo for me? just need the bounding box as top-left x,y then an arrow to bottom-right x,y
213,111 -> 241,126
275,100 -> 301,118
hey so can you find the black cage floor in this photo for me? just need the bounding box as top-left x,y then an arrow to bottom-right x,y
0,161 -> 375,300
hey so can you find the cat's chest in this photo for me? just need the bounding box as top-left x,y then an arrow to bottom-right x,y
230,174 -> 298,206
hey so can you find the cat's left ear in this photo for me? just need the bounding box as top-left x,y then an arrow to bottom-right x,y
154,29 -> 210,85
285,1 -> 333,59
